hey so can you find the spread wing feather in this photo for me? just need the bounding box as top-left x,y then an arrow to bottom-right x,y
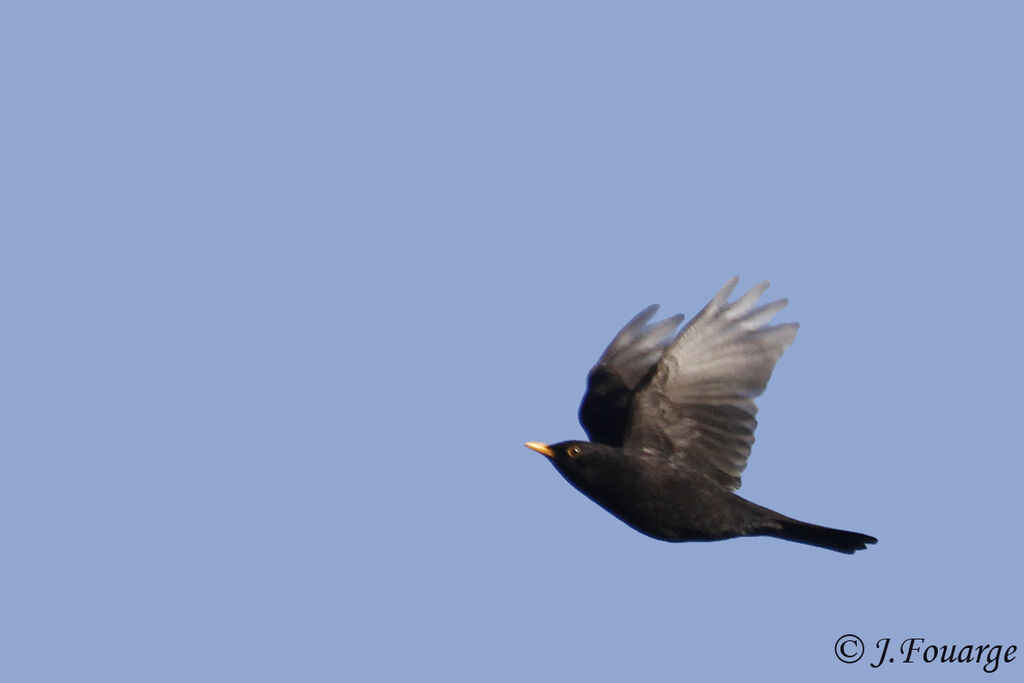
624,277 -> 798,490
578,306 -> 685,446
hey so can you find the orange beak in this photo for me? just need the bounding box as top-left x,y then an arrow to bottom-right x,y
524,441 -> 555,458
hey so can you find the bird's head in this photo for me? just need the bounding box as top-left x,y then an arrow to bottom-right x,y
523,440 -> 629,493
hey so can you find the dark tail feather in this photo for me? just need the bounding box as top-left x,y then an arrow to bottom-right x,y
764,519 -> 877,554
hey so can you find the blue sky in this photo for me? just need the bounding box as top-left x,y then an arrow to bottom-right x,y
3,2 -> 1021,681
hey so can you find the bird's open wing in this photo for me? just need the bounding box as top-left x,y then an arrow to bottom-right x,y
578,305 -> 684,446
624,278 -> 798,491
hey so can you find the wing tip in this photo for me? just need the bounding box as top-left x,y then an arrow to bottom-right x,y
745,280 -> 771,301
717,276 -> 740,301
630,304 -> 661,329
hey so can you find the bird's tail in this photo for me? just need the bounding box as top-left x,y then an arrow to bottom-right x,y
763,518 -> 877,554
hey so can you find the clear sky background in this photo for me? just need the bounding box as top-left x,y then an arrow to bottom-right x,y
3,3 -> 1021,682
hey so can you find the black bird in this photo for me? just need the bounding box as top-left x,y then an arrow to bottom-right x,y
526,278 -> 876,554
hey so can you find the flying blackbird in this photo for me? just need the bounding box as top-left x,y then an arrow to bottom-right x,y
526,278 -> 876,554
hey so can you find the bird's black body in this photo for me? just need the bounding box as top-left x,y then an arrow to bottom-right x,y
526,279 -> 876,554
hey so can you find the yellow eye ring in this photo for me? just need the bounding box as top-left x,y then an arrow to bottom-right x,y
568,446 -> 581,458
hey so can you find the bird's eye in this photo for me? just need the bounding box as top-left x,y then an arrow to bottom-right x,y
567,446 -> 581,458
